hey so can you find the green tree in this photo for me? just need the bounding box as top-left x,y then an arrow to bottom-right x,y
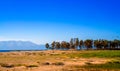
66,42 -> 70,49
79,40 -> 83,50
70,38 -> 74,45
45,43 -> 49,49
61,41 -> 67,49
51,41 -> 55,50
114,39 -> 119,49
94,39 -> 103,50
75,38 -> 79,49
70,38 -> 75,49
118,40 -> 120,48
94,40 -> 100,49
55,42 -> 61,49
102,40 -> 108,49
110,40 -> 117,49
84,39 -> 93,50
109,41 -> 113,49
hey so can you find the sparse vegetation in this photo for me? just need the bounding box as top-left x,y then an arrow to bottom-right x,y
25,65 -> 38,68
42,62 -> 50,65
52,62 -> 64,66
0,50 -> 120,71
82,62 -> 120,69
85,62 -> 92,65
0,63 -> 14,68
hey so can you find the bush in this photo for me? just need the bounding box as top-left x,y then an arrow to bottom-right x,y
0,63 -> 14,68
52,62 -> 64,66
42,62 -> 50,65
108,60 -> 120,64
26,65 -> 38,68
85,62 -> 92,65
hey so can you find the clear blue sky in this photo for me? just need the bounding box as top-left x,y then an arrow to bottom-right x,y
0,0 -> 120,44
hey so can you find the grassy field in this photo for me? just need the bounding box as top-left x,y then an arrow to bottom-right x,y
67,50 -> 120,58
0,50 -> 120,71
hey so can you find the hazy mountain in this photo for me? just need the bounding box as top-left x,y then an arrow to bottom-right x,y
0,41 -> 45,50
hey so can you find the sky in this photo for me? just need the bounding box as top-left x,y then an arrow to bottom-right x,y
0,0 -> 120,44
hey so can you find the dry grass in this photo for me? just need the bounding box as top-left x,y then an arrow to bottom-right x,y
0,50 -> 119,71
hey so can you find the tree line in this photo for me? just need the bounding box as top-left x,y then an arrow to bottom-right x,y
45,38 -> 120,50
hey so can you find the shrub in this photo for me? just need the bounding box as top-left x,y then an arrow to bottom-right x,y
85,62 -> 92,65
26,65 -> 38,68
42,62 -> 50,65
108,60 -> 120,64
0,63 -> 14,68
52,62 -> 64,66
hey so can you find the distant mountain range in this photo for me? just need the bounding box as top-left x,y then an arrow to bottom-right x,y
0,41 -> 46,50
